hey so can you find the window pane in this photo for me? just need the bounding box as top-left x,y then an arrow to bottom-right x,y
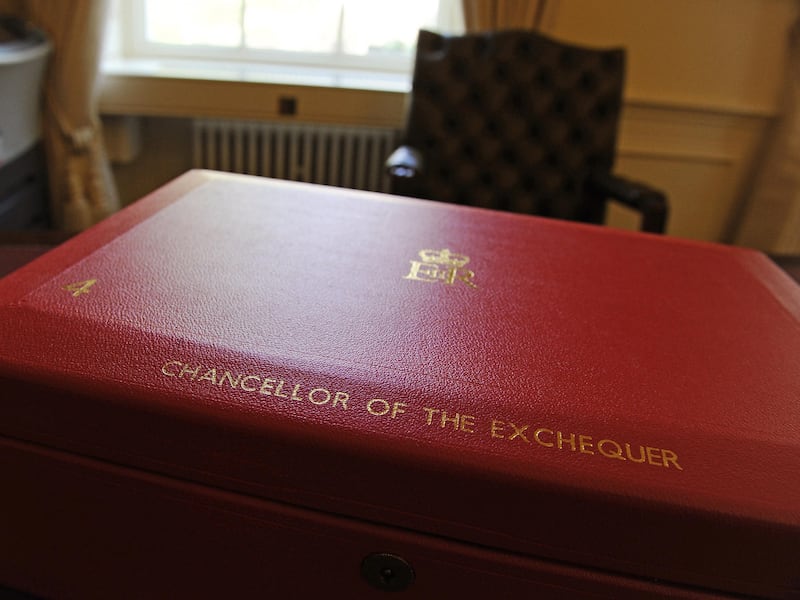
144,0 -> 243,47
130,0 -> 461,71
340,0 -> 439,57
244,0 -> 342,53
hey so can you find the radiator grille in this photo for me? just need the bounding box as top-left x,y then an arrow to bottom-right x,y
192,119 -> 400,193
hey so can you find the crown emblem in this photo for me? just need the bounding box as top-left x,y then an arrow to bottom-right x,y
417,248 -> 470,268
404,248 -> 477,289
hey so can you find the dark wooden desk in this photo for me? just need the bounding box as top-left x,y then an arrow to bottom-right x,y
772,255 -> 800,284
0,231 -> 72,278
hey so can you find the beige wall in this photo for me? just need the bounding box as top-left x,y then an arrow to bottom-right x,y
102,0 -> 798,245
544,0 -> 791,113
541,0 -> 797,241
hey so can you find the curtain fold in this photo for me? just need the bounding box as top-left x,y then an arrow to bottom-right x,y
24,0 -> 119,232
461,0 -> 544,32
0,0 -> 23,14
733,17 -> 800,255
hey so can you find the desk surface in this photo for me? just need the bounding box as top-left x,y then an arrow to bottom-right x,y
0,232 -> 73,279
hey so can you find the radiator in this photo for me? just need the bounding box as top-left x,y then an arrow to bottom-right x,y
192,119 -> 400,193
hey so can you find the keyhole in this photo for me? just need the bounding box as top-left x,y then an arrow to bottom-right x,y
380,567 -> 395,584
361,553 -> 415,592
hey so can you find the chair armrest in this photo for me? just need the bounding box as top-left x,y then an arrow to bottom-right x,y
385,145 -> 424,179
588,171 -> 669,234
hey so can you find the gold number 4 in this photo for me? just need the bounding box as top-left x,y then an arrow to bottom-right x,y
63,279 -> 97,297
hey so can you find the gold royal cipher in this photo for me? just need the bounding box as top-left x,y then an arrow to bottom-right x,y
404,249 -> 477,289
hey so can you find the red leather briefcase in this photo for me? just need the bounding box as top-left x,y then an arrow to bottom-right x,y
1,171 -> 798,599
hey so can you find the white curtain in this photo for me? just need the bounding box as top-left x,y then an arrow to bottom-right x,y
461,0 -> 546,32
24,0 -> 120,232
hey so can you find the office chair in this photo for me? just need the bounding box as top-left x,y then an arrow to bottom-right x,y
386,29 -> 668,233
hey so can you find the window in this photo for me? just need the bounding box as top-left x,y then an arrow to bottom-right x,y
106,0 -> 463,85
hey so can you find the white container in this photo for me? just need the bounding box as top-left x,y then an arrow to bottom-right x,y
0,17 -> 50,166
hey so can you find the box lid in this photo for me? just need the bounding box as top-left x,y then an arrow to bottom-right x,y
1,171 -> 798,598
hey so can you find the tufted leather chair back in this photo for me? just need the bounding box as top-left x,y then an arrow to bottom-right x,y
393,29 -> 626,224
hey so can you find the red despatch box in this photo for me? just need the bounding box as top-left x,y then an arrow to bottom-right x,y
1,171 -> 798,599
